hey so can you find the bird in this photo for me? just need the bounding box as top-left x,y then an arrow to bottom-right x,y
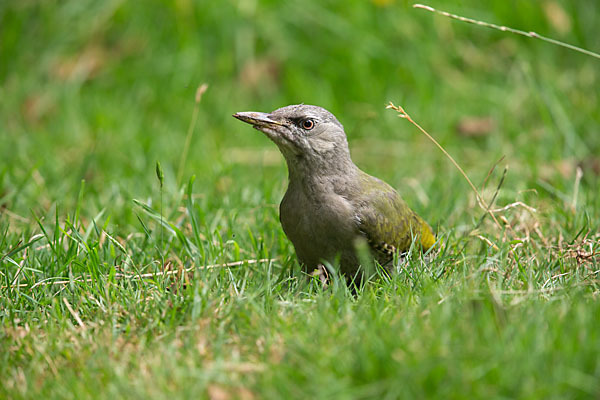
233,104 -> 435,282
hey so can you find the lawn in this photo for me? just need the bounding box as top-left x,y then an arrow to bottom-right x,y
1,0 -> 599,398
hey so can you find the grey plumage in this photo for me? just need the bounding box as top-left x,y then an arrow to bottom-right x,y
233,104 -> 435,279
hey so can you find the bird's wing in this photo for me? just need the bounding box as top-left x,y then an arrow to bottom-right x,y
353,174 -> 435,263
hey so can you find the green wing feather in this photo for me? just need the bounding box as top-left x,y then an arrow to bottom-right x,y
353,172 -> 435,264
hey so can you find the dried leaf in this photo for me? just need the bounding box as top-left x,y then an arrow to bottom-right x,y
543,1 -> 571,35
456,116 -> 495,138
207,385 -> 230,400
53,44 -> 109,81
239,58 -> 280,90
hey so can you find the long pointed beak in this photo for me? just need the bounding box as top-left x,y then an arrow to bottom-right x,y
233,112 -> 283,128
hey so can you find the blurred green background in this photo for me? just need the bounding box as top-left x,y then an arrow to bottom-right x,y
2,0 -> 598,229
1,1 -> 600,398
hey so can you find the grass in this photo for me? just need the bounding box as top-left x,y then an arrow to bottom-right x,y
1,0 -> 599,398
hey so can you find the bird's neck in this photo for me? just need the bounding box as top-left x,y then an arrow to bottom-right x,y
284,150 -> 359,192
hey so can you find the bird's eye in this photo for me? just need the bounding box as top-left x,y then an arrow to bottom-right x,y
302,119 -> 315,130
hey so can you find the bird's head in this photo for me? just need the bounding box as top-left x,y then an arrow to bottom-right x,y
233,104 -> 350,161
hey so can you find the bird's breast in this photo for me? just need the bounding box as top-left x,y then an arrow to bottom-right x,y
279,183 -> 358,269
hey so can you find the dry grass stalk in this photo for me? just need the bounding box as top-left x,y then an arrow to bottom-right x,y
177,83 -> 209,185
4,258 -> 275,290
413,3 -> 600,60
386,102 -> 503,230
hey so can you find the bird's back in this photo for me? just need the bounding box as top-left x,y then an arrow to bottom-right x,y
349,170 -> 435,264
